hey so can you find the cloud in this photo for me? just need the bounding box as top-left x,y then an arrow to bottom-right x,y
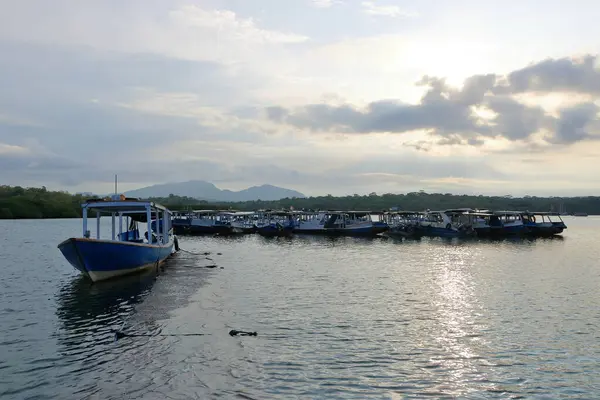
0,143 -> 29,155
1,1 -> 600,197
506,55 -> 600,95
552,103 -> 600,144
0,2 -> 308,67
0,139 -> 84,187
169,5 -> 309,44
311,0 -> 341,8
266,55 -> 600,146
361,1 -> 417,18
0,39 -> 277,190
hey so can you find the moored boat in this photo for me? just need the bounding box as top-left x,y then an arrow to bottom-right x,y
181,210 -> 233,235
323,211 -> 389,236
224,211 -> 257,234
521,211 -> 567,237
420,209 -> 477,238
489,211 -> 527,237
293,211 -> 329,234
58,197 -> 178,282
255,210 -> 295,237
172,211 -> 193,234
292,210 -> 388,236
383,211 -> 425,239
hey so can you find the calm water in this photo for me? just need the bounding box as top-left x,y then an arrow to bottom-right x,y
1,218 -> 600,399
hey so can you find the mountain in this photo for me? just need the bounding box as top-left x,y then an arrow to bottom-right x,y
123,180 -> 305,202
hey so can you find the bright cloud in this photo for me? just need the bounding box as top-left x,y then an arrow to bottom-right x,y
311,0 -> 341,8
0,0 -> 599,196
361,1 -> 418,18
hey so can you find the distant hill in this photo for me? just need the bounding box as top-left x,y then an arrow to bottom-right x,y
124,180 -> 305,202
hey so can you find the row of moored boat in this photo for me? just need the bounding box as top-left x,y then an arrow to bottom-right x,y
57,198 -> 570,284
172,209 -> 567,239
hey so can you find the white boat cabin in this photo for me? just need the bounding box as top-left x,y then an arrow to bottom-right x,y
81,197 -> 172,245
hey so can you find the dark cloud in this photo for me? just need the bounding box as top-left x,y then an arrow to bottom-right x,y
0,149 -> 85,186
265,106 -> 288,122
455,74 -> 497,105
552,102 -> 600,144
266,54 -> 600,146
507,55 -> 600,94
485,96 -> 551,140
0,40 -> 256,108
0,40 -> 274,187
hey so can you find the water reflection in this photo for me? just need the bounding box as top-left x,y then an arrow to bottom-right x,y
292,234 -> 385,247
3,217 -> 599,399
55,270 -> 158,351
428,245 -> 492,396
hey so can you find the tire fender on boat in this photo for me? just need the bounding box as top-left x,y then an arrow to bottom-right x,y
446,223 -> 452,230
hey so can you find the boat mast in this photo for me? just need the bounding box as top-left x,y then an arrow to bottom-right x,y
112,174 -> 118,240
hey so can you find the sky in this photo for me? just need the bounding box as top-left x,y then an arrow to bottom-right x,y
0,0 -> 599,197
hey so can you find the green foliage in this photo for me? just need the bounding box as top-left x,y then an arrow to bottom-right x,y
0,185 -> 85,219
0,186 -> 598,219
148,193 -> 599,215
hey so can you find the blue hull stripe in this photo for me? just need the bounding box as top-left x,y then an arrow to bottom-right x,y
58,238 -> 173,280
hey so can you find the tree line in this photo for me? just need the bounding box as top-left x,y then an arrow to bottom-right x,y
1,186 -> 598,219
151,192 -> 598,215
0,186 -> 86,219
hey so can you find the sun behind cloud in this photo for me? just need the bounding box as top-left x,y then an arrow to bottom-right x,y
0,0 -> 598,196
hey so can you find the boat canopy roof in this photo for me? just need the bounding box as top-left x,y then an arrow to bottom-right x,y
443,208 -> 475,213
258,210 -> 293,215
325,210 -> 381,215
522,211 -> 563,216
493,210 -> 524,215
219,211 -> 255,216
83,199 -> 171,221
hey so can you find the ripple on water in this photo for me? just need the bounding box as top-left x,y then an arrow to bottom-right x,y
2,220 -> 600,398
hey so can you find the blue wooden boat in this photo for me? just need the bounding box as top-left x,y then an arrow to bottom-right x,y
58,197 -> 178,282
294,211 -> 388,236
255,210 -> 295,237
174,210 -> 234,235
521,211 -> 567,237
420,209 -> 477,238
256,222 -> 294,237
383,211 -> 425,239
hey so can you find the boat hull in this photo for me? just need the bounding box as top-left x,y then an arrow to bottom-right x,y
58,238 -> 174,282
476,225 -> 526,238
384,226 -> 424,239
296,222 -> 388,237
525,223 -> 566,237
421,225 -> 477,238
172,219 -> 191,234
256,224 -> 294,237
230,226 -> 257,234
187,224 -> 233,235
327,226 -> 386,236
